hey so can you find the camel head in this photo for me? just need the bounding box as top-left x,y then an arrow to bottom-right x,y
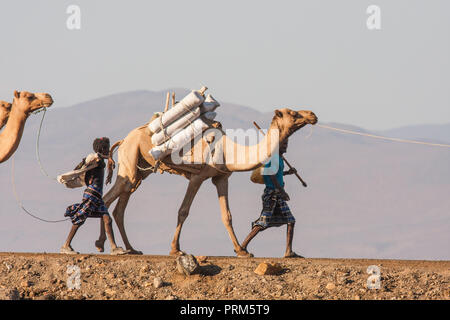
0,100 -> 12,126
13,90 -> 53,115
271,108 -> 318,140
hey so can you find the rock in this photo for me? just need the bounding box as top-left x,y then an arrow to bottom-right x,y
317,271 -> 324,277
221,285 -> 232,294
326,283 -> 336,290
153,277 -> 164,289
176,254 -> 199,276
254,262 -> 283,276
354,295 -> 360,300
140,265 -> 150,275
0,288 -> 20,300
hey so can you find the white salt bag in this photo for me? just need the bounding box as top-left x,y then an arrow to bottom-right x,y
150,116 -> 211,160
57,153 -> 100,188
148,89 -> 205,134
151,107 -> 201,146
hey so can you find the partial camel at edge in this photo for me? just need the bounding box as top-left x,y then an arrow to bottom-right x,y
0,91 -> 53,164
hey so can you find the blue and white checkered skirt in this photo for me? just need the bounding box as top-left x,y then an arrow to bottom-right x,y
252,188 -> 295,229
64,184 -> 109,226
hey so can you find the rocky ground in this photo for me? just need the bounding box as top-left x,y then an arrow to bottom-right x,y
0,252 -> 448,300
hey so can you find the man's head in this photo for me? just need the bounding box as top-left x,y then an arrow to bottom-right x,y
93,137 -> 110,158
280,138 -> 288,154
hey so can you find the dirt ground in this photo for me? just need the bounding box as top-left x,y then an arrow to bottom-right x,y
0,252 -> 448,300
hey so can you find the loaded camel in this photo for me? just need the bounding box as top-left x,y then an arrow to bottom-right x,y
96,105 -> 317,257
0,91 -> 53,164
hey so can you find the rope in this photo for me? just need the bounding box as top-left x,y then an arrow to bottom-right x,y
36,108 -> 56,180
11,156 -> 69,223
136,163 -> 156,172
316,123 -> 450,148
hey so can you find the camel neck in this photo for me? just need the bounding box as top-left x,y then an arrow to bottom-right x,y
223,123 -> 281,172
0,105 -> 28,163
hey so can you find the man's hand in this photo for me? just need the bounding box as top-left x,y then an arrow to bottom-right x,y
281,190 -> 290,201
284,168 -> 297,176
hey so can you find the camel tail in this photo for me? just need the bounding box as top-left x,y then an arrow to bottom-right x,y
106,140 -> 123,185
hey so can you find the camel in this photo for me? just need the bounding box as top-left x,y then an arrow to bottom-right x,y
96,106 -> 317,257
0,91 -> 53,164
0,101 -> 12,130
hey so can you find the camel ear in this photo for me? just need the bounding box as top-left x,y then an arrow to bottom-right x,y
14,90 -> 20,99
274,109 -> 283,118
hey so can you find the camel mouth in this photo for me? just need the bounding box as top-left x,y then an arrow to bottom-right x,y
309,117 -> 318,125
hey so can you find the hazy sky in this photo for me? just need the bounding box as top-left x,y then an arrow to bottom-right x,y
1,0 -> 449,130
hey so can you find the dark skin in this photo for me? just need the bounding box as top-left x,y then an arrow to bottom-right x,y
62,141 -> 125,254
241,139 -> 303,258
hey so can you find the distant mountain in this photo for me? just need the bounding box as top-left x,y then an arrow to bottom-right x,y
0,89 -> 449,260
380,123 -> 450,144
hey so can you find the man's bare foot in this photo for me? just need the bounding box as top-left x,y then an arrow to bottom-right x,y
284,251 -> 304,258
110,247 -> 128,255
60,246 -> 79,255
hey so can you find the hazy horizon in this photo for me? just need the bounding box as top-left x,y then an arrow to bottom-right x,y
1,0 -> 449,130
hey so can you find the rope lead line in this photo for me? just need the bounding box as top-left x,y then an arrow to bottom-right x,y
316,124 -> 450,148
11,156 -> 69,223
36,108 -> 57,180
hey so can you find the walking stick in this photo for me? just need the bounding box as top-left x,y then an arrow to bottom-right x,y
253,121 -> 308,188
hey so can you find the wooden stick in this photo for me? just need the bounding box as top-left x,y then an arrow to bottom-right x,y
164,92 -> 170,112
253,121 -> 307,187
171,92 -> 176,107
199,86 -> 208,96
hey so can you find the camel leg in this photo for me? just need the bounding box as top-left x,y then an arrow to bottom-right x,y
95,176 -> 131,252
212,175 -> 253,257
111,191 -> 142,254
170,176 -> 205,256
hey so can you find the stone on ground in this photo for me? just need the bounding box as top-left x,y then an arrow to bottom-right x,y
176,254 -> 200,276
254,262 -> 283,275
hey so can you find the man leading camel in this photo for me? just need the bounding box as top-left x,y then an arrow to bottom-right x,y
61,137 -> 127,255
241,138 -> 303,258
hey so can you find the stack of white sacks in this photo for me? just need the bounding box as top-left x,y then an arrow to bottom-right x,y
148,87 -> 220,160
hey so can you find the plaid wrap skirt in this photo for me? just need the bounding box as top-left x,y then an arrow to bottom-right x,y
252,188 -> 295,229
64,184 -> 109,226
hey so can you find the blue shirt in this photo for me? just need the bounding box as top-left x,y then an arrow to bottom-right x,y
262,154 -> 285,189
